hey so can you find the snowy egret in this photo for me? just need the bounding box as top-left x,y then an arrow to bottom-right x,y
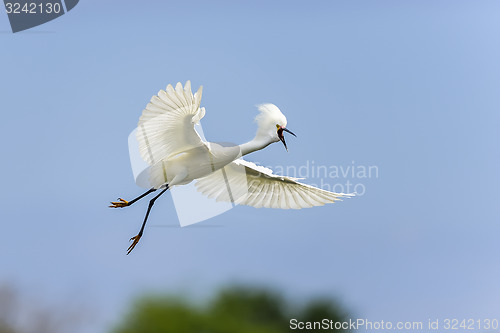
111,81 -> 353,254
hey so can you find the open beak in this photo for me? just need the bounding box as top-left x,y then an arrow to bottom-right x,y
277,127 -> 297,152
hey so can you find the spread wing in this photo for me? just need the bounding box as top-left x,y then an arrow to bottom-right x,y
136,80 -> 208,165
195,159 -> 354,209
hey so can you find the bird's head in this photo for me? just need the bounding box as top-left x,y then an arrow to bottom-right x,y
255,104 -> 296,151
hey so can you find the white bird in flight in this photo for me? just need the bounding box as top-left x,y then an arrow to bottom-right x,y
111,81 -> 353,254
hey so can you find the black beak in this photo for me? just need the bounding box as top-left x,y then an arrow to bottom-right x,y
277,127 -> 297,152
283,128 -> 296,137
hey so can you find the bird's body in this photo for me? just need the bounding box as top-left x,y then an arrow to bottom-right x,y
111,81 -> 353,253
147,143 -> 241,187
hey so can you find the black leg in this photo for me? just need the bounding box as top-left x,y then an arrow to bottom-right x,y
109,188 -> 156,208
127,185 -> 169,254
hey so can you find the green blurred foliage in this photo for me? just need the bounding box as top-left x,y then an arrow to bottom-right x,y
113,286 -> 350,333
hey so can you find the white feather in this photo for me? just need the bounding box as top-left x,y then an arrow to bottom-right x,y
136,80 -> 208,166
255,104 -> 287,138
195,159 -> 354,209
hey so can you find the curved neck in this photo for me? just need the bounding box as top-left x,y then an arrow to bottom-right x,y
239,136 -> 273,156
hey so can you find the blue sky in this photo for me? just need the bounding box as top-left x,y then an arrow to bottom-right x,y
1,1 -> 499,332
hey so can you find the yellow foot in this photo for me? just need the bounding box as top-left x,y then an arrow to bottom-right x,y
127,233 -> 142,255
109,198 -> 129,208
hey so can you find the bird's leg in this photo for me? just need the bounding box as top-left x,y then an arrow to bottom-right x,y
109,188 -> 156,208
127,186 -> 169,255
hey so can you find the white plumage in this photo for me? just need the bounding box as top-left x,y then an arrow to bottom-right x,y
196,159 -> 352,209
112,80 -> 353,253
135,80 -> 352,207
255,103 -> 287,135
136,81 -> 207,165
